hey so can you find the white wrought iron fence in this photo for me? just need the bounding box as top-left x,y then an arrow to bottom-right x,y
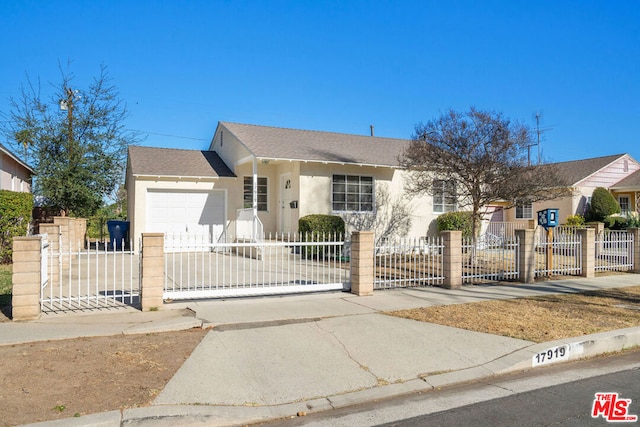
374,237 -> 444,289
462,235 -> 519,284
535,230 -> 582,277
595,231 -> 634,272
41,239 -> 139,313
163,233 -> 349,299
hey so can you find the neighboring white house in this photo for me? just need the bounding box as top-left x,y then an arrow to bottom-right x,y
126,122 -> 438,249
0,143 -> 33,193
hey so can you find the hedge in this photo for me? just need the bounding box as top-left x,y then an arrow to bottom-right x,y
298,214 -> 345,258
0,190 -> 34,263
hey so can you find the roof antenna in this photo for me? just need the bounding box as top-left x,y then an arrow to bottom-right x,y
370,125 -> 374,137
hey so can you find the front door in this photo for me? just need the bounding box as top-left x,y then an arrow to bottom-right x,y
280,173 -> 292,234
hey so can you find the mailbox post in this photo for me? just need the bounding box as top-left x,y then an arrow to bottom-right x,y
538,208 -> 559,276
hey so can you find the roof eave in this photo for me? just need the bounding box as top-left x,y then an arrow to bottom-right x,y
131,174 -> 233,180
255,156 -> 401,169
610,185 -> 640,191
0,143 -> 35,174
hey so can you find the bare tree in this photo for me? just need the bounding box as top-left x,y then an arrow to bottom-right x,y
340,185 -> 412,246
401,107 -> 571,240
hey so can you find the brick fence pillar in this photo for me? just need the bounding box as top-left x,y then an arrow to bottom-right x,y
516,229 -> 536,283
578,228 -> 595,278
442,231 -> 462,289
12,236 -> 44,321
140,233 -> 165,311
629,228 -> 640,274
350,231 -> 374,296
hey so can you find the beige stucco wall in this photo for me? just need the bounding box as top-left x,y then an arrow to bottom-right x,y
209,125 -> 252,167
298,164 -> 435,239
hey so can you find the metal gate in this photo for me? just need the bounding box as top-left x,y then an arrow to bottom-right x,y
41,237 -> 139,313
373,237 -> 444,289
163,233 -> 350,299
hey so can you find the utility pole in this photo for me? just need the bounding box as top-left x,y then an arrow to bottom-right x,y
65,87 -> 74,158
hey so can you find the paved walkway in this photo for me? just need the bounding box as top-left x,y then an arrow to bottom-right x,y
4,274 -> 640,426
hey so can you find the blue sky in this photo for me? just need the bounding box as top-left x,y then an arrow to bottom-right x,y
1,0 -> 639,164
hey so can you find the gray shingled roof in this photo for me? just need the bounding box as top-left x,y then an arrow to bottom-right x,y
539,153 -> 627,186
611,168 -> 640,189
220,122 -> 411,167
128,145 -> 235,177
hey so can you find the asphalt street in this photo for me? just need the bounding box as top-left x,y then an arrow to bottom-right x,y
260,348 -> 640,427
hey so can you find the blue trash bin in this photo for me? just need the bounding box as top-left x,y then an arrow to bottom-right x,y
107,220 -> 130,250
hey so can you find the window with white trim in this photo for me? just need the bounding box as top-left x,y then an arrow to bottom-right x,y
619,196 -> 630,215
433,179 -> 456,213
516,203 -> 533,219
243,176 -> 268,211
332,175 -> 374,212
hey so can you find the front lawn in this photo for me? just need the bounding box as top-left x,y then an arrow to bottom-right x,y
388,285 -> 640,343
0,264 -> 11,306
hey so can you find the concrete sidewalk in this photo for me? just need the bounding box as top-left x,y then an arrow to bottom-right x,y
8,274 -> 640,427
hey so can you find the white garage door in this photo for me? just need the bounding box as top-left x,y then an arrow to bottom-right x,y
147,190 -> 226,242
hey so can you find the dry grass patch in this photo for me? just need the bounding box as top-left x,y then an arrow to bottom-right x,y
387,286 -> 640,343
0,329 -> 207,427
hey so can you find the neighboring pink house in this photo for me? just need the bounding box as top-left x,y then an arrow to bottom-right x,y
0,143 -> 33,193
500,153 -> 640,226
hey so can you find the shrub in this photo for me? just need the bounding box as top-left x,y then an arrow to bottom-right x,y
586,187 -> 620,221
436,211 -> 473,238
626,212 -> 640,229
0,190 -> 34,263
298,214 -> 345,259
604,215 -> 627,230
299,214 -> 345,237
564,214 -> 585,227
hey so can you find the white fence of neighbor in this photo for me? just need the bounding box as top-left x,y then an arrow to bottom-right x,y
484,221 -> 530,241
41,238 -> 139,313
163,233 -> 350,299
373,237 -> 444,289
595,230 -> 634,272
534,229 -> 582,277
462,235 -> 519,284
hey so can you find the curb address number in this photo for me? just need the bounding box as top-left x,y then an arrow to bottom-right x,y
532,344 -> 570,367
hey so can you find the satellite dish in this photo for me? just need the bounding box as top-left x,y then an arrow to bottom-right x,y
59,100 -> 68,111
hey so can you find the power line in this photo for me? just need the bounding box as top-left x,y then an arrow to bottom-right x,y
126,129 -> 208,141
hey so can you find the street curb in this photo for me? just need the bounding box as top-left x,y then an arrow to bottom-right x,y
24,326 -> 640,427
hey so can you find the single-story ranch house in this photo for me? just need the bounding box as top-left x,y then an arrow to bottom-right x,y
126,122 -> 640,249
126,122 -> 434,250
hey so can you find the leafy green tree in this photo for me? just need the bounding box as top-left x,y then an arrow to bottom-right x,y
1,64 -> 139,217
587,187 -> 620,221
